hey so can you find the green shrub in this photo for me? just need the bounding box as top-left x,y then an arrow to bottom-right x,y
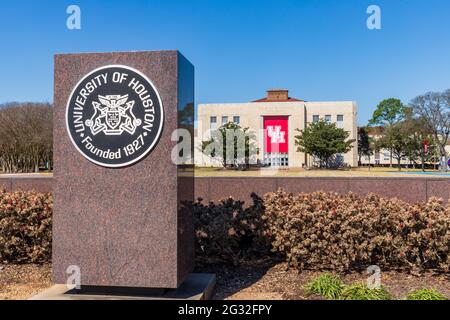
188,193 -> 271,265
304,273 -> 344,299
340,283 -> 392,300
406,289 -> 448,300
0,189 -> 52,263
263,189 -> 450,272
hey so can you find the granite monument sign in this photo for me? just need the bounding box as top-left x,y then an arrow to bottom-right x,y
50,50 -> 197,295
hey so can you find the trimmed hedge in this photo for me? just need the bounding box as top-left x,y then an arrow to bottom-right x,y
0,189 -> 52,263
1,188 -> 449,273
188,193 -> 271,265
263,190 -> 450,272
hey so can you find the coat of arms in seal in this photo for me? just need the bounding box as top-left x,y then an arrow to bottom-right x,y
85,94 -> 142,136
66,65 -> 164,168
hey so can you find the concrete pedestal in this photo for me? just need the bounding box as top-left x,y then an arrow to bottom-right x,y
30,273 -> 215,300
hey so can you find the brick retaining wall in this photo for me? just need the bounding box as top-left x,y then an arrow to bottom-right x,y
2,175 -> 450,205
195,177 -> 450,205
0,176 -> 53,194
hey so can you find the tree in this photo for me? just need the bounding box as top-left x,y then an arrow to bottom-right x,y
376,112 -> 436,171
369,98 -> 406,167
404,133 -> 422,169
378,123 -> 410,171
409,90 -> 450,171
401,111 -> 434,170
0,103 -> 53,173
369,98 -> 406,126
201,122 -> 258,169
358,127 -> 372,165
295,119 -> 355,168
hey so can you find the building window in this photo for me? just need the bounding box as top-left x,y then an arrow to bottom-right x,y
221,116 -> 228,125
325,115 -> 331,123
312,115 -> 319,122
210,116 -> 217,130
337,114 -> 344,128
233,116 -> 240,124
383,152 -> 390,161
264,152 -> 289,167
335,153 -> 344,166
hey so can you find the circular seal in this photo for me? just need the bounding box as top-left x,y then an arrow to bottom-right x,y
66,65 -> 164,168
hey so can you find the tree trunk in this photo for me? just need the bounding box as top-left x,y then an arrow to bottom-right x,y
421,152 -> 425,172
390,148 -> 393,168
439,145 -> 447,172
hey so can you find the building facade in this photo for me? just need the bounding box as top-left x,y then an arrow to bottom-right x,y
196,89 -> 358,168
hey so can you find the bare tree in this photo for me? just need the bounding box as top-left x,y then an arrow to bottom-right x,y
0,103 -> 53,173
410,90 -> 450,171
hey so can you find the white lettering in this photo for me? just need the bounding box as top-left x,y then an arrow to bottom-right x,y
267,125 -> 286,143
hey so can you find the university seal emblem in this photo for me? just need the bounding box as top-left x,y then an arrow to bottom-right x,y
66,65 -> 164,167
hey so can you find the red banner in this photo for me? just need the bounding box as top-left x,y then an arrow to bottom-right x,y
423,139 -> 429,154
264,116 -> 288,153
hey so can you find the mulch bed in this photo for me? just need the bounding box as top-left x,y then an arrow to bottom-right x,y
195,259 -> 450,300
0,262 -> 448,300
0,264 -> 52,300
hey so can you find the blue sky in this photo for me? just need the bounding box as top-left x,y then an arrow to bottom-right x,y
0,0 -> 449,125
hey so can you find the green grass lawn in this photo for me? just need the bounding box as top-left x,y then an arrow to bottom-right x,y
2,167 -> 449,178
195,166 -> 450,178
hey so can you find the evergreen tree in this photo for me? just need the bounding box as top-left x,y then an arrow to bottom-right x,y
295,119 -> 355,168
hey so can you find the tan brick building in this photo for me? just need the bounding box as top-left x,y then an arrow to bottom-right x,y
196,89 -> 358,168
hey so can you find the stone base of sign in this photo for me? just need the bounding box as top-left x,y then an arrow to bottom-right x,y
29,273 -> 216,300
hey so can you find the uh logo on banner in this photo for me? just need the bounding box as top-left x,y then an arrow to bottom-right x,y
264,116 -> 288,153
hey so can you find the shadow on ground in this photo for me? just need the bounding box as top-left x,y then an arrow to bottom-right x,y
194,258 -> 286,300
195,260 -> 450,300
